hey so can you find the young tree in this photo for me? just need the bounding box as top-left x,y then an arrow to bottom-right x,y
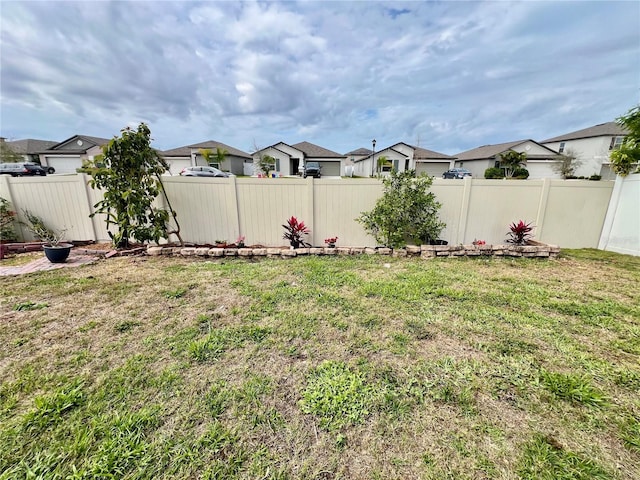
552,148 -> 583,178
0,142 -> 23,164
610,105 -> 640,176
499,151 -> 527,178
357,169 -> 445,248
214,147 -> 229,167
88,123 -> 173,248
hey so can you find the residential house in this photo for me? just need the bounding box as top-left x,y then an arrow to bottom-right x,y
541,122 -> 628,180
161,140 -> 252,176
352,142 -> 455,177
1,138 -> 58,165
252,141 -> 345,177
454,140 -> 561,179
38,135 -> 111,174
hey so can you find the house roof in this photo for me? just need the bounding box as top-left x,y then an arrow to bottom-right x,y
6,139 -> 58,154
541,122 -> 627,143
292,141 -> 343,158
455,140 -> 536,161
412,145 -> 456,160
188,140 -> 251,158
344,148 -> 372,156
161,140 -> 251,158
354,142 -> 454,162
42,135 -> 111,153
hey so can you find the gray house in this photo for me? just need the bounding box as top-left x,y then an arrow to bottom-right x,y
252,141 -> 345,177
454,139 -> 561,179
352,142 -> 455,177
161,140 -> 252,176
38,135 -> 111,174
541,122 -> 628,179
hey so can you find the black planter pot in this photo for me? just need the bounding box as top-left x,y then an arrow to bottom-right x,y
43,243 -> 73,263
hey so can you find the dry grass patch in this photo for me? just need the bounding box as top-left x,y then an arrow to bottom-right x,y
0,250 -> 639,479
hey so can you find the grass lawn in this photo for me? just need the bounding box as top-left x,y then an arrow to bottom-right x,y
1,249 -> 638,479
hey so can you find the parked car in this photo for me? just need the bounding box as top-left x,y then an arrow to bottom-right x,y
442,168 -> 472,179
303,161 -> 321,178
0,162 -> 47,176
179,166 -> 233,177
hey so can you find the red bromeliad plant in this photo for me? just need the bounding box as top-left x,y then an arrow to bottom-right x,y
506,220 -> 534,245
283,216 -> 311,248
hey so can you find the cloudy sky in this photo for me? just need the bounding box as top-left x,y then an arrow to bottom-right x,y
1,1 -> 638,155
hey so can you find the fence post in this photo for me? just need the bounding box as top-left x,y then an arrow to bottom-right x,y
598,176 -> 623,251
230,176 -> 242,240
535,178 -> 551,242
456,177 -> 473,244
307,176 -> 315,246
78,173 -> 99,241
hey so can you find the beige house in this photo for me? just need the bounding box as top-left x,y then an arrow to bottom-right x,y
38,135 -> 111,174
541,122 -> 628,180
252,141 -> 344,177
353,142 -> 455,177
454,139 -> 561,179
161,140 -> 252,176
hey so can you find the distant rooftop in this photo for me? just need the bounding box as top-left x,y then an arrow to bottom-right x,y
541,122 -> 627,143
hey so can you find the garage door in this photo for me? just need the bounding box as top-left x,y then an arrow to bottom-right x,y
318,161 -> 341,177
166,159 -> 192,175
46,156 -> 82,174
416,162 -> 448,178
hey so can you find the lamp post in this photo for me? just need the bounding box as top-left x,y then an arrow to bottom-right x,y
371,139 -> 376,177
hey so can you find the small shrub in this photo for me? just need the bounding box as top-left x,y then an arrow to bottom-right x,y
513,167 -> 530,179
484,167 -> 504,179
357,169 -> 445,248
506,220 -> 534,245
282,216 -> 311,248
589,174 -> 602,181
0,197 -> 18,242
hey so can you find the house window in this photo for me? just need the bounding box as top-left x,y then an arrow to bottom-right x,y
558,142 -> 565,153
208,162 -> 220,169
609,136 -> 624,150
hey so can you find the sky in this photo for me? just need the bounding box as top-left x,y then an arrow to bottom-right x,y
1,1 -> 639,155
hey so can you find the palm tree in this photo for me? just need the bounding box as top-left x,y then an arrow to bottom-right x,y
499,151 -> 527,178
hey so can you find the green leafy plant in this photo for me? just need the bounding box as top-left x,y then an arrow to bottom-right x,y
539,370 -> 608,407
610,104 -> 640,176
21,210 -> 67,246
357,169 -> 445,248
299,360 -> 377,431
512,167 -> 530,179
484,167 -> 504,179
499,151 -> 527,178
282,216 -> 311,248
87,123 -> 175,249
506,220 -> 534,245
0,197 -> 18,242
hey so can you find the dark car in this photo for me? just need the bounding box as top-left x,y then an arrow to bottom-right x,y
0,162 -> 47,176
442,168 -> 472,179
303,161 -> 321,178
179,166 -> 233,177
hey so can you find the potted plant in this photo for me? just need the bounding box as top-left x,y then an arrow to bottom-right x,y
324,236 -> 338,248
22,210 -> 72,263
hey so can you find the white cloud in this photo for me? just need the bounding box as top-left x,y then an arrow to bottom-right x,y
0,0 -> 638,155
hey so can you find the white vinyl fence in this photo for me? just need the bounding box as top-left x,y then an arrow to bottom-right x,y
598,174 -> 640,256
1,174 -> 617,249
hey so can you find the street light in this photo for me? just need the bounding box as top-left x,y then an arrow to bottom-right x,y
371,139 -> 376,177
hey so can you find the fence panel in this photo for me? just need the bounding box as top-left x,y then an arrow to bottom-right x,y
0,174 -> 617,249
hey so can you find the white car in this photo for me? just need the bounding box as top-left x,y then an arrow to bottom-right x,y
179,166 -> 233,177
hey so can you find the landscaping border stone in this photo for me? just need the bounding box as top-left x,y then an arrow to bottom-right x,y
146,243 -> 560,260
